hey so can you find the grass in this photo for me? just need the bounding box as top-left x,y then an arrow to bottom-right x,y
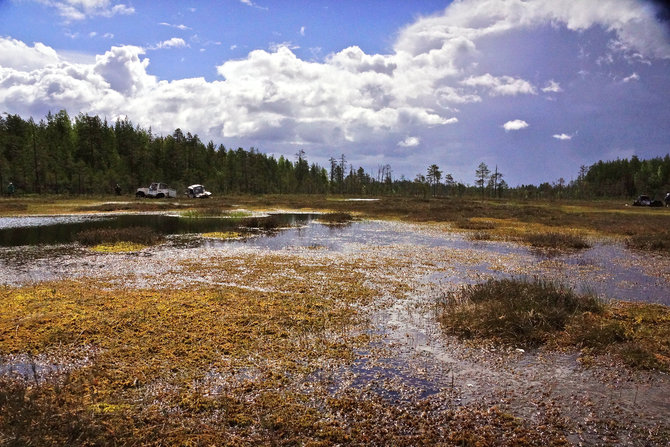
74,226 -> 163,246
89,242 -> 148,252
626,230 -> 670,253
521,232 -> 591,250
202,231 -> 242,239
316,212 -> 354,224
438,278 -> 670,370
0,268 -> 374,445
437,278 -> 604,348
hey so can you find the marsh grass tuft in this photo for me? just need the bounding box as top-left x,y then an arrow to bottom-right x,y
522,232 -> 591,250
455,218 -> 496,231
438,279 -> 670,370
438,278 -> 603,347
75,226 -> 163,246
317,212 -> 353,224
626,231 -> 670,254
242,215 -> 282,230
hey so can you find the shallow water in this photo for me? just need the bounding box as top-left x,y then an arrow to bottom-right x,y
1,215 -> 668,305
1,214 -> 668,443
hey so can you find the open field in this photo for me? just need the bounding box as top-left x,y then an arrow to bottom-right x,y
1,194 -> 669,445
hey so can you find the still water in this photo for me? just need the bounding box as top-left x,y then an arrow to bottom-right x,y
0,213 -> 315,247
0,213 -> 668,305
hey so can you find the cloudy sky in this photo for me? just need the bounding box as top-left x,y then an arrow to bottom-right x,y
1,0 -> 669,185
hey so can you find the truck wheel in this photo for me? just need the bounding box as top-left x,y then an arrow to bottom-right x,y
156,193 -> 165,199
136,191 -> 145,198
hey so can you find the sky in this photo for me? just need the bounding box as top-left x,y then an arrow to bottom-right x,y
1,0 -> 670,186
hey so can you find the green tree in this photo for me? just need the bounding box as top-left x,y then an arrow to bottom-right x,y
475,162 -> 490,196
426,164 -> 442,197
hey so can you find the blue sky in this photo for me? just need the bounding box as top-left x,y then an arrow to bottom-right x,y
1,0 -> 670,185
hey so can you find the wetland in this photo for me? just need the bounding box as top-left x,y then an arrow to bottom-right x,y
1,195 -> 669,446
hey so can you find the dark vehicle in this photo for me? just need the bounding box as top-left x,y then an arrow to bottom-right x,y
632,195 -> 663,207
186,184 -> 211,199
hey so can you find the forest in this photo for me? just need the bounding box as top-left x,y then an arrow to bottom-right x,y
1,110 -> 669,200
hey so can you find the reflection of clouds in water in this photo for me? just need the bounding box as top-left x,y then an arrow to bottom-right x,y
0,215 -> 102,229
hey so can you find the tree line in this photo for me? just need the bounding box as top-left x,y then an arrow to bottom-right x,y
1,110 -> 668,199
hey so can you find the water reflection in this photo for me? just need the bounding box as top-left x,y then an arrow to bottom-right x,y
0,214 -> 668,305
0,213 -> 317,247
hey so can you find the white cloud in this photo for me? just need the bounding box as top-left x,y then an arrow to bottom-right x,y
462,74 -> 537,96
159,22 -> 192,31
300,26 -> 306,37
552,133 -> 573,140
623,72 -> 639,82
542,80 -> 562,93
503,119 -> 529,131
0,38 -> 61,71
152,38 -> 188,50
239,0 -> 268,11
38,0 -> 135,22
398,136 -> 421,147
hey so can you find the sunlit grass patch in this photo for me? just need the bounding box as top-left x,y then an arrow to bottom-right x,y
0,266 -> 377,444
90,242 -> 147,253
202,231 -> 242,239
0,200 -> 28,214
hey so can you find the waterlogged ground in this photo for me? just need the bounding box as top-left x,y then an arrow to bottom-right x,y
1,214 -> 669,445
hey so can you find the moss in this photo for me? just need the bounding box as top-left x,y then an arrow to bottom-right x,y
90,242 -> 147,252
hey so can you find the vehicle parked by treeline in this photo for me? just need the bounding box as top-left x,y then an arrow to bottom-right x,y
186,184 -> 212,199
135,182 -> 177,198
632,195 -> 664,207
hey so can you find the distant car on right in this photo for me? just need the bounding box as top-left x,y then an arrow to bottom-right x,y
632,194 -> 663,207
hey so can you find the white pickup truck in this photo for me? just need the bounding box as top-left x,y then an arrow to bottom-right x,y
135,182 -> 177,198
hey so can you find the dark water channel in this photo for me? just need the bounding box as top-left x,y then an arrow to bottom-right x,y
0,213 -> 315,247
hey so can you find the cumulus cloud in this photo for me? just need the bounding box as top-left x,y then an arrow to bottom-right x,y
503,119 -> 529,131
2,0 -> 670,184
0,38 -> 61,71
398,136 -> 421,147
